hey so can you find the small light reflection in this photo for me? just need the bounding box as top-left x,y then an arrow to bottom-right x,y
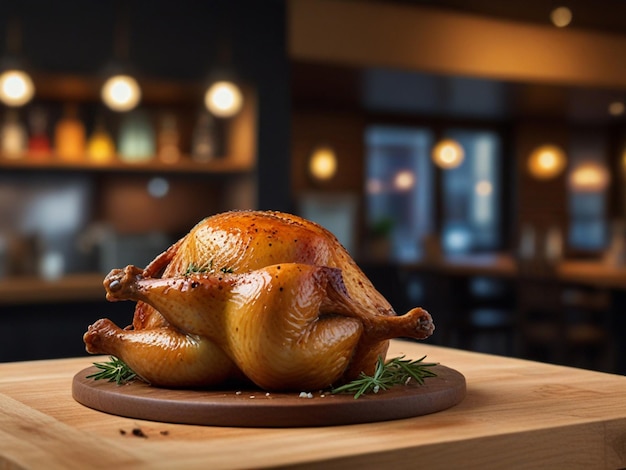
393,170 -> 415,191
443,225 -> 472,254
609,101 -> 625,116
147,177 -> 170,198
367,178 -> 383,194
474,180 -> 492,196
550,6 -> 572,28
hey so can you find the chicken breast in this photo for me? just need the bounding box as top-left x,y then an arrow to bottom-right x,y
84,210 -> 434,390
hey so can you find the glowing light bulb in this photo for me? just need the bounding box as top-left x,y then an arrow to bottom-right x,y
432,139 -> 464,169
570,163 -> 609,192
204,81 -> 243,117
528,144 -> 567,179
309,145 -> 337,181
0,70 -> 35,106
101,75 -> 141,112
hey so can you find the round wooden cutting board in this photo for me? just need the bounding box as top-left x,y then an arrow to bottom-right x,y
72,364 -> 465,427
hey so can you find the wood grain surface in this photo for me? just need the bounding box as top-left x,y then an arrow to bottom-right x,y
2,340 -> 626,469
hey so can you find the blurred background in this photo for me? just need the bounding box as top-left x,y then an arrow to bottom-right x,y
1,0 -> 625,375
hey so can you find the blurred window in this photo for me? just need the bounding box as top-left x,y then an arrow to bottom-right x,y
365,126 -> 434,262
567,133 -> 609,252
440,129 -> 501,254
569,192 -> 607,251
365,126 -> 502,260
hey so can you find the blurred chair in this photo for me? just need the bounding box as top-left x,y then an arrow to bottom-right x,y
516,279 -> 613,372
442,276 -> 517,356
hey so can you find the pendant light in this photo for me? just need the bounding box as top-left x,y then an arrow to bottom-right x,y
204,80 -> 243,118
101,74 -> 141,112
309,145 -> 338,182
527,144 -> 567,180
432,138 -> 464,169
569,162 -> 609,192
0,18 -> 35,107
101,4 -> 141,112
204,10 -> 244,118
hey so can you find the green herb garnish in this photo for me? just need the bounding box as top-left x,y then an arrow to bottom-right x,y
331,355 -> 438,399
186,260 -> 234,275
87,356 -> 139,385
185,261 -> 211,275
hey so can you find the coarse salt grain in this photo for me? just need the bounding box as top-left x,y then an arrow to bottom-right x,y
298,392 -> 313,398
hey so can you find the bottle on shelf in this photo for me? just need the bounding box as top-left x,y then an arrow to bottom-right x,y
157,112 -> 180,164
1,109 -> 27,159
87,116 -> 116,164
55,104 -> 86,161
27,107 -> 51,159
118,110 -> 155,163
191,111 -> 219,163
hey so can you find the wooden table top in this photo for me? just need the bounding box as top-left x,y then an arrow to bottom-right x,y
1,340 -> 625,469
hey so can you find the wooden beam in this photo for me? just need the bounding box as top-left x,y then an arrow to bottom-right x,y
289,0 -> 626,89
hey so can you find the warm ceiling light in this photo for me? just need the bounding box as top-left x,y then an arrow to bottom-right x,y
204,81 -> 243,117
550,6 -> 572,28
570,162 -> 609,192
101,74 -> 141,112
0,69 -> 34,106
309,145 -> 337,181
432,139 -> 464,169
528,144 -> 567,179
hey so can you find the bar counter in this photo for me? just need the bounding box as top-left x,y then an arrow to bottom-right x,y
1,340 -> 625,469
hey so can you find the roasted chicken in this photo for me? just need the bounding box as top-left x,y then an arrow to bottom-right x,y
84,210 -> 434,391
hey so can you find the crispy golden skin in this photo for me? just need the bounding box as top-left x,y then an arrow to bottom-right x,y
84,210 -> 434,390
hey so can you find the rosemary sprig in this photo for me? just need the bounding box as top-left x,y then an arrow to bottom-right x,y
185,261 -> 234,275
86,356 -> 139,385
185,261 -> 211,275
331,355 -> 438,399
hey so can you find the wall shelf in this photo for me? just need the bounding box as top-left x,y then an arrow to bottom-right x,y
0,72 -> 258,178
